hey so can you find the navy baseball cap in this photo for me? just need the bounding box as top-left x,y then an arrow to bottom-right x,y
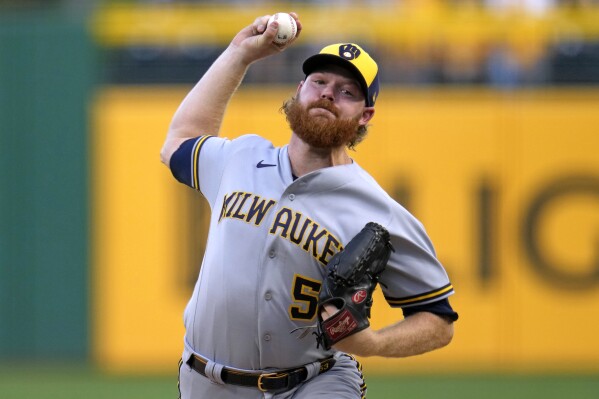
302,43 -> 380,107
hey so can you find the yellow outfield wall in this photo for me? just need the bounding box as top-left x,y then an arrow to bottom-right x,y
92,87 -> 599,374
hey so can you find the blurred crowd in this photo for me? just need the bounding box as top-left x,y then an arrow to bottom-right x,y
3,0 -> 598,86
97,0 -> 599,87
379,0 -> 599,87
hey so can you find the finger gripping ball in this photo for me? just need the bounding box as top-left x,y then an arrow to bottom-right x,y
267,13 -> 297,45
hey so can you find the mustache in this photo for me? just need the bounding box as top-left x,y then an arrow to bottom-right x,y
306,99 -> 339,117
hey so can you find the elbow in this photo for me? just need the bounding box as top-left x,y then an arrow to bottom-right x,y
160,144 -> 171,167
162,134 -> 194,167
161,136 -> 181,167
437,320 -> 454,349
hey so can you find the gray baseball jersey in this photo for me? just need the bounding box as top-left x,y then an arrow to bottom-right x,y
170,134 -> 454,390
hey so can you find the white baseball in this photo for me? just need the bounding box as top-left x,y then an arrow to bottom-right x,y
267,13 -> 297,45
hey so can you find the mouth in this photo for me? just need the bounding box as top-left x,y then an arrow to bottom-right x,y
308,107 -> 336,118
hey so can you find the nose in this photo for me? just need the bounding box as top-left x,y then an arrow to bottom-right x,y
320,84 -> 335,101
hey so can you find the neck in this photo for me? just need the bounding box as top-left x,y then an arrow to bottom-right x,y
288,134 -> 352,177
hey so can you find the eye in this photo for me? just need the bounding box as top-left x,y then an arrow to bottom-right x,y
340,88 -> 355,97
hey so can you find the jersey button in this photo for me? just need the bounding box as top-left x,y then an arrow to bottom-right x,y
269,249 -> 276,258
264,334 -> 271,341
288,194 -> 295,201
265,292 -> 272,301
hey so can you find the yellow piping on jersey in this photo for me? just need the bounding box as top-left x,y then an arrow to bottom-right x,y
192,135 -> 212,190
386,284 -> 454,306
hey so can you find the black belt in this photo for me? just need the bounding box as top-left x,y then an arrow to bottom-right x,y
186,354 -> 336,393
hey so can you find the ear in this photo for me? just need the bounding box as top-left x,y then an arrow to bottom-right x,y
296,81 -> 305,95
359,107 -> 375,125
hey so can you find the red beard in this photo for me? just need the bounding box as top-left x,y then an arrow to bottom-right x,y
282,97 -> 361,149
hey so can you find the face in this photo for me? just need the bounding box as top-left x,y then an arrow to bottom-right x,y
282,66 -> 374,149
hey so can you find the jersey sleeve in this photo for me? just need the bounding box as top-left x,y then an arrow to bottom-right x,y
380,210 -> 456,309
169,135 -> 232,207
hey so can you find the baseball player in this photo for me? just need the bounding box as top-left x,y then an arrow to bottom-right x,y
161,12 -> 458,399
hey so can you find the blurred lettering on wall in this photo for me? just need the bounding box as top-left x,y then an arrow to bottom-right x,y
92,87 -> 599,373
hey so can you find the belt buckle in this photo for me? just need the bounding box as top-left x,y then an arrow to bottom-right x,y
257,372 -> 279,392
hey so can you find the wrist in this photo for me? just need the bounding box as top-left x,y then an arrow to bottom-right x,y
332,327 -> 379,357
221,45 -> 254,70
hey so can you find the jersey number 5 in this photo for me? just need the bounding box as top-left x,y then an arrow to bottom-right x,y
289,274 -> 322,321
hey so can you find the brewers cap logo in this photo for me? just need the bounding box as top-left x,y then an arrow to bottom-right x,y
339,44 -> 361,61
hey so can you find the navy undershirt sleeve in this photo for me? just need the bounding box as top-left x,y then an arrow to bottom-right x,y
402,298 -> 459,322
169,137 -> 199,186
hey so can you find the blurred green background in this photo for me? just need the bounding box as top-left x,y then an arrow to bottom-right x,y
2,0 -> 599,398
1,365 -> 599,399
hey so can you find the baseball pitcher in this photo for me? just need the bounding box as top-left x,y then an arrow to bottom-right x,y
161,12 -> 458,399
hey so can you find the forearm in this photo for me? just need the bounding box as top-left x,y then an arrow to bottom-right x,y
168,46 -> 250,140
333,312 -> 454,358
159,47 -> 249,166
161,13 -> 300,166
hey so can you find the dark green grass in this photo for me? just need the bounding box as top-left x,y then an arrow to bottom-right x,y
1,364 -> 598,399
366,374 -> 599,399
0,365 -> 177,399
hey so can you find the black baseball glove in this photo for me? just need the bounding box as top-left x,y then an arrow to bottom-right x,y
316,222 -> 394,350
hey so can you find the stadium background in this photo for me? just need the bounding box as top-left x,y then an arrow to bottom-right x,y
2,0 -> 599,397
